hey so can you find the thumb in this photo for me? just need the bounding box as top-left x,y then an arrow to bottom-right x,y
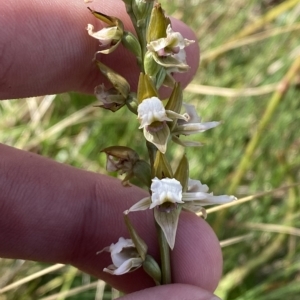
119,284 -> 220,300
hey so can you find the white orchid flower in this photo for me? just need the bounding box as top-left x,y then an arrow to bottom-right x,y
137,97 -> 188,153
147,25 -> 194,72
98,237 -> 143,275
86,24 -> 123,54
126,177 -> 236,249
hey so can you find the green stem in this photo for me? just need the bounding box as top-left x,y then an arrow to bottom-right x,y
122,0 -> 154,73
156,220 -> 171,284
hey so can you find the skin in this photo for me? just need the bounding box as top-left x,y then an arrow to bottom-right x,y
0,1 -> 222,299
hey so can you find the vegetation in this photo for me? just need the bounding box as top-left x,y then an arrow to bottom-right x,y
1,0 -> 300,299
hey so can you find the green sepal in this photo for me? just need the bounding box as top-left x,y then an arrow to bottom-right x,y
137,73 -> 158,103
143,124 -> 170,154
143,255 -> 162,286
124,214 -> 148,261
165,83 -> 183,131
174,154 -> 189,192
165,82 -> 183,113
154,205 -> 182,250
95,61 -> 130,98
88,7 -> 123,29
153,151 -> 173,179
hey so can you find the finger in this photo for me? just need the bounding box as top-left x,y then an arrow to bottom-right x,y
0,144 -> 221,293
119,284 -> 221,300
1,0 -> 199,99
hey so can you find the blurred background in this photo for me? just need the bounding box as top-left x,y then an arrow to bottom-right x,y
1,0 -> 300,299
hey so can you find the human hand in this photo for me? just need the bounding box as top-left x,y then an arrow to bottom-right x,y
0,1 -> 222,299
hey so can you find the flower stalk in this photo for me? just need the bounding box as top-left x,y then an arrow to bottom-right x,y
156,220 -> 171,284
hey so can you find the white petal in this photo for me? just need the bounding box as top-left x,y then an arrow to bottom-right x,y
150,177 -> 183,208
202,194 -> 237,205
96,246 -> 110,255
110,237 -> 134,255
166,25 -> 194,49
179,103 -> 201,124
166,110 -> 189,121
103,257 -> 143,275
127,197 -> 152,212
152,54 -> 190,70
188,178 -> 209,193
86,24 -> 119,45
174,49 -> 187,64
149,25 -> 194,54
148,38 -> 169,53
137,97 -> 172,128
183,192 -> 237,206
183,202 -> 207,217
171,135 -> 203,147
111,247 -> 140,267
174,121 -> 220,135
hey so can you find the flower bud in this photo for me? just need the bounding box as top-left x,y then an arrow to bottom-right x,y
144,51 -> 162,77
122,31 -> 142,62
142,255 -> 162,286
132,0 -> 153,27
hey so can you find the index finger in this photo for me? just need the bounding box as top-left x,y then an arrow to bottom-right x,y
1,0 -> 199,99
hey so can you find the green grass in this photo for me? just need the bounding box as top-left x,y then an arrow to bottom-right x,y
1,0 -> 300,299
